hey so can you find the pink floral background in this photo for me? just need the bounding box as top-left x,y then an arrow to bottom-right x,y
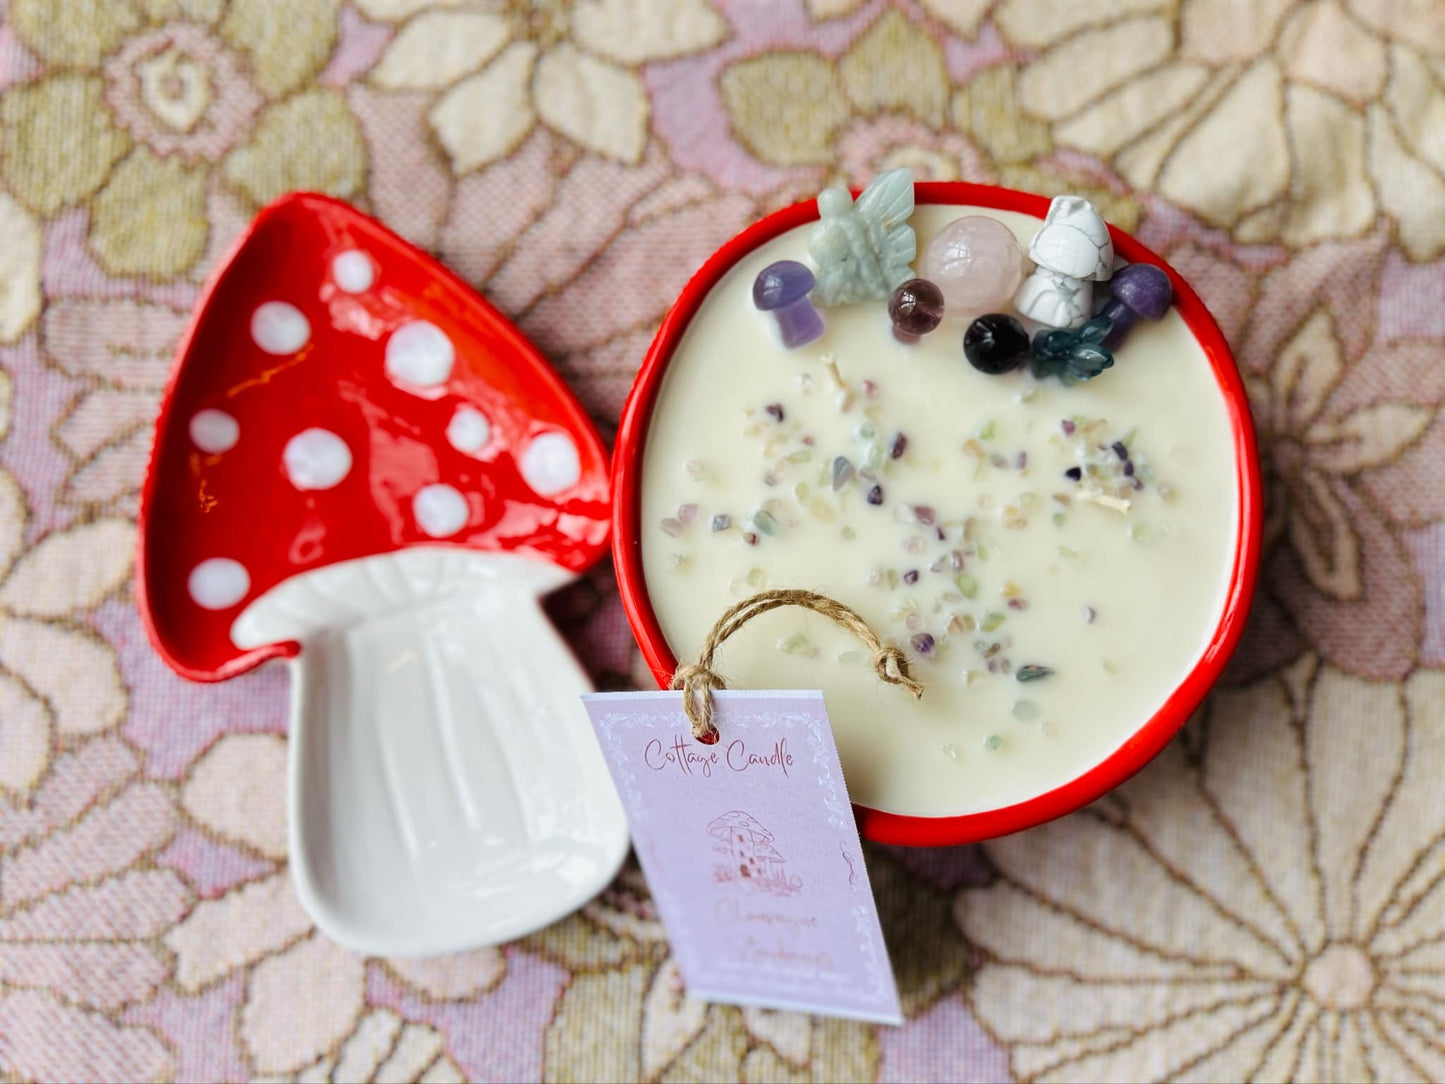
1,0 -> 1444,1080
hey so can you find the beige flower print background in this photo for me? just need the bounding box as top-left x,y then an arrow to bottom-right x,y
0,369 -> 132,798
717,8 -> 1143,231
362,0 -> 727,170
1,735 -> 185,1082
45,297 -> 191,516
2,0 -> 365,280
997,0 -> 1445,257
168,734 -> 485,1079
1207,229 -> 1443,681
958,658 -> 1445,1081
0,0 -> 1444,1080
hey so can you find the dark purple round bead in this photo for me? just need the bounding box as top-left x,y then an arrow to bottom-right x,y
963,313 -> 1029,374
888,278 -> 945,339
753,260 -> 815,310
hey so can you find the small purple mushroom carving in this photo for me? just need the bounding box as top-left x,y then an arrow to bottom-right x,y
754,260 -> 825,348
1099,263 -> 1172,350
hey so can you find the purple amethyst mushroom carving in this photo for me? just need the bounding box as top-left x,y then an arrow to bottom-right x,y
1099,263 -> 1173,349
753,260 -> 824,348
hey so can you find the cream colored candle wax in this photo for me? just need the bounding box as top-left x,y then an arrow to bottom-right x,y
640,205 -> 1239,818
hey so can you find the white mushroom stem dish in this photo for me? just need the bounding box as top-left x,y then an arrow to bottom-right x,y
231,549 -> 617,953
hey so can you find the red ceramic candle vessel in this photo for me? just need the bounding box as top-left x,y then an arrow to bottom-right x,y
612,182 -> 1262,847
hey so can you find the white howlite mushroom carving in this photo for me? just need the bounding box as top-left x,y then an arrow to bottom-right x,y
1014,195 -> 1115,329
138,194 -> 627,958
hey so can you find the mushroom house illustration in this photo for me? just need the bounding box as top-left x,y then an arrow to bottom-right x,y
707,810 -> 803,897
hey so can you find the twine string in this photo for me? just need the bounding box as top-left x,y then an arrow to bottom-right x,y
669,589 -> 924,741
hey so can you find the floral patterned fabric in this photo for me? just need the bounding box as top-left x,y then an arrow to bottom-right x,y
0,0 -> 1442,1080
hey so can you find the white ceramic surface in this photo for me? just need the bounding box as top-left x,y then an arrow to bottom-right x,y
232,547 -> 630,956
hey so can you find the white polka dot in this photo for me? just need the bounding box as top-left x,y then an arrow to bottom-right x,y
250,302 -> 310,355
189,409 -> 239,453
188,558 -> 250,610
413,484 -> 469,538
332,249 -> 374,293
283,428 -> 352,491
385,321 -> 454,388
519,431 -> 581,496
446,406 -> 491,454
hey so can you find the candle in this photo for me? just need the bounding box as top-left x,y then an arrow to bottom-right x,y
637,203 -> 1239,820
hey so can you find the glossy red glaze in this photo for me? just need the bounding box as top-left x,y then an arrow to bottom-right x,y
612,181 -> 1263,847
138,193 -> 611,683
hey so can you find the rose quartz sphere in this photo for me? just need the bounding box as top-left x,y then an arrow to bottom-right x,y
920,216 -> 1024,316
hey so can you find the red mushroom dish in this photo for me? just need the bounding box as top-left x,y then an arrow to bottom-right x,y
138,193 -> 627,956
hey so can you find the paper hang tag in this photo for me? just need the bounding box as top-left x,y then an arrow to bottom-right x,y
581,689 -> 903,1025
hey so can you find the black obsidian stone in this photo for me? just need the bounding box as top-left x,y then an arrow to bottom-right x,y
963,313 -> 1029,374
